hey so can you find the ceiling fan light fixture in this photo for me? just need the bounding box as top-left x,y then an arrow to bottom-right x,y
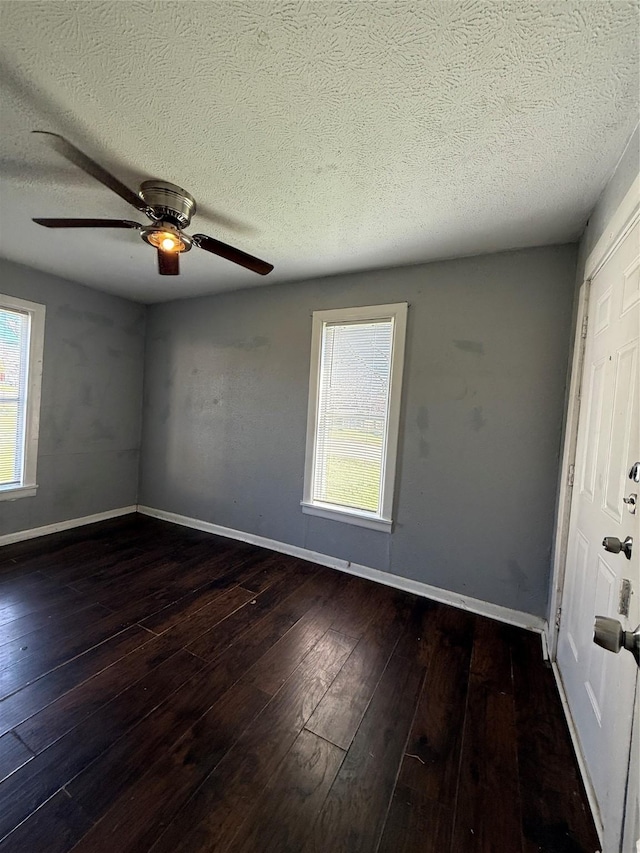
141,225 -> 191,253
148,230 -> 184,253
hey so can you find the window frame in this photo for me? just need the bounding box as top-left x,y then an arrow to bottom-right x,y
0,294 -> 45,501
301,302 -> 408,532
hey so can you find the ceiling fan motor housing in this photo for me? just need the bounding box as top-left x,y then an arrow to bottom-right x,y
139,180 -> 196,229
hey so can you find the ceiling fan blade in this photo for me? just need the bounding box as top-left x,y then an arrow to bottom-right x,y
32,131 -> 149,214
33,218 -> 142,229
192,234 -> 273,275
157,249 -> 179,276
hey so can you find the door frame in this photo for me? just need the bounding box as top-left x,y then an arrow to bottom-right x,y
547,171 -> 640,846
548,171 -> 640,660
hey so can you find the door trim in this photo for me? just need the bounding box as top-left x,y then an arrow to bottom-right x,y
547,280 -> 590,660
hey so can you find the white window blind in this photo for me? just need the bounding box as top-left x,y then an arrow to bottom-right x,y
314,320 -> 393,513
0,307 -> 30,488
303,303 -> 407,532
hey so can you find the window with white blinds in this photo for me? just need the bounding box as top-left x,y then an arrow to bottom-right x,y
0,295 -> 45,500
302,303 -> 407,531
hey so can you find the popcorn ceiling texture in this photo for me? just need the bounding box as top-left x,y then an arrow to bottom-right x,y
0,0 -> 638,302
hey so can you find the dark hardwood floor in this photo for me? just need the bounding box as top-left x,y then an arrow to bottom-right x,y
0,514 -> 600,852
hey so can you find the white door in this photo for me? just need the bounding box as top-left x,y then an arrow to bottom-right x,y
557,218 -> 640,853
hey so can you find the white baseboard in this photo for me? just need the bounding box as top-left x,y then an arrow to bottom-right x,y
0,506 -> 137,548
137,505 -> 547,635
551,661 -> 603,848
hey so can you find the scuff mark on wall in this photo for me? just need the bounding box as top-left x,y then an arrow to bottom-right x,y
62,338 -> 87,363
470,406 -> 486,431
417,406 -> 429,460
507,558 -> 530,593
230,335 -> 270,351
453,339 -> 485,355
80,383 -> 92,406
60,305 -> 115,328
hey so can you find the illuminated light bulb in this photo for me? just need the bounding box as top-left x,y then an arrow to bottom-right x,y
145,229 -> 186,253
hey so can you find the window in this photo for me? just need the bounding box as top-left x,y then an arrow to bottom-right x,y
0,294 -> 45,500
302,303 -> 408,531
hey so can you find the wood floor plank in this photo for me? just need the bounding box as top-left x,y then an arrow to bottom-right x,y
0,625 -> 150,736
0,790 -> 94,853
1,526 -> 138,578
92,549 -> 240,614
450,618 -> 523,853
240,596 -> 340,696
0,601 -> 108,648
0,608 -> 139,699
226,729 -> 345,853
511,631 -> 600,853
65,535 -> 240,595
144,585 -> 256,644
36,543 -> 149,587
66,549 -> 173,593
14,632 -> 188,753
324,575 -> 391,638
184,567 -> 322,661
80,557 -> 184,606
0,583 -> 87,629
66,658 -> 272,818
0,732 -> 33,782
303,644 -> 424,853
64,577 -> 343,820
0,650 -> 204,839
138,553 -> 275,632
0,561 -> 46,582
305,591 -> 410,750
240,555 -> 299,593
0,571 -> 61,596
17,521 -> 165,579
469,615 -> 517,694
397,605 -> 474,801
149,629 -> 357,853
302,648 -> 425,853
0,604 -> 111,670
377,782 -> 453,853
391,596 -> 442,663
68,681 -> 270,853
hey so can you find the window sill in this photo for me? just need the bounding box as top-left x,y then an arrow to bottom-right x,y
301,501 -> 392,532
0,485 -> 38,502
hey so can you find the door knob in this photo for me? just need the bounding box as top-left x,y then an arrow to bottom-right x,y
602,536 -> 633,560
593,617 -> 640,667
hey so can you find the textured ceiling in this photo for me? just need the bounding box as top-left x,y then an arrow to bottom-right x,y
0,1 -> 638,303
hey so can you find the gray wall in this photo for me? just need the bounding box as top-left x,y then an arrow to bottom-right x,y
140,244 -> 578,617
0,258 -> 145,536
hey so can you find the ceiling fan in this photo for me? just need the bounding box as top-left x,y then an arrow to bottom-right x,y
30,131 -> 273,277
